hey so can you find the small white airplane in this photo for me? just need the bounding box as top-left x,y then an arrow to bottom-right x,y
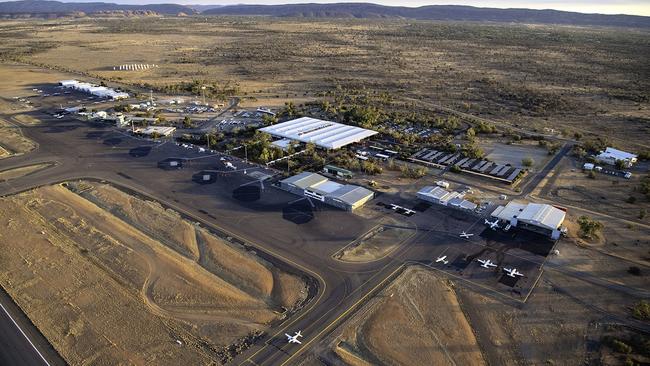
485,219 -> 501,230
285,331 -> 303,344
477,259 -> 497,268
459,231 -> 474,238
435,255 -> 448,264
503,268 -> 524,278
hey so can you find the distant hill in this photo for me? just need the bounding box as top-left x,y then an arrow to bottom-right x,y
0,0 -> 196,17
202,3 -> 650,28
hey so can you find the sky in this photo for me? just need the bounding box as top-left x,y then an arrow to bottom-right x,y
8,0 -> 650,16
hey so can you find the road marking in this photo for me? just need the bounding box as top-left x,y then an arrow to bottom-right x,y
0,301 -> 51,366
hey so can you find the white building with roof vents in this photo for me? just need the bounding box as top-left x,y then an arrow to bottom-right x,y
258,117 -> 378,150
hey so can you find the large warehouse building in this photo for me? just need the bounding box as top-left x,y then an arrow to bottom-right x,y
259,117 -> 378,150
490,201 -> 566,240
280,172 -> 374,211
59,80 -> 129,100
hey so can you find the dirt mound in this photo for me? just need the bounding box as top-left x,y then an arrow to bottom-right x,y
333,267 -> 485,365
0,182 -> 308,364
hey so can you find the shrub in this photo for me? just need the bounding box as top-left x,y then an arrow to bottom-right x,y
522,157 -> 534,167
612,339 -> 633,354
577,216 -> 603,239
450,165 -> 462,173
632,301 -> 650,321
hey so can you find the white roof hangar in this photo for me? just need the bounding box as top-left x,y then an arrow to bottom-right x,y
259,117 -> 378,149
491,201 -> 566,239
279,172 -> 374,211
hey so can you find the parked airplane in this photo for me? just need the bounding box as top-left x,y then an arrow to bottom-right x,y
286,331 -> 303,344
477,259 -> 497,268
435,255 -> 448,264
225,162 -> 236,170
503,268 -> 524,278
459,231 -> 474,238
485,219 -> 501,230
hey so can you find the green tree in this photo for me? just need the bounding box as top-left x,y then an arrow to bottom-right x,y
182,116 -> 193,128
577,216 -> 603,239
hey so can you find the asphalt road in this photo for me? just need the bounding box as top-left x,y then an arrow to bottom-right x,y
0,97 -> 648,366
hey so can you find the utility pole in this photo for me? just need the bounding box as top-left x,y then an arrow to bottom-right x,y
244,144 -> 248,163
201,86 -> 206,106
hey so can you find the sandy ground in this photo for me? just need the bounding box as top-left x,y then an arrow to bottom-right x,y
0,117 -> 36,157
0,163 -> 52,182
533,156 -> 650,265
330,267 -> 485,365
0,182 -> 307,365
2,19 -> 648,149
455,266 -> 646,366
336,217 -> 414,262
480,138 -> 551,170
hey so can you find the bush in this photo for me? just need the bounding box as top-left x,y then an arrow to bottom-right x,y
522,157 -> 534,167
632,301 -> 650,321
450,165 -> 462,173
400,164 -> 427,179
627,196 -> 637,204
577,215 -> 603,239
612,339 -> 633,354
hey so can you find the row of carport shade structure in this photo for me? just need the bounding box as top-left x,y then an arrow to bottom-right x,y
410,148 -> 523,184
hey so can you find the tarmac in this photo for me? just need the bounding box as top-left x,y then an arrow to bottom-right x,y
0,94 -> 648,366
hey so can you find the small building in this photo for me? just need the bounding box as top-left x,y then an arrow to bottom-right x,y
279,172 -> 373,211
416,186 -> 475,211
135,126 -> 176,137
491,201 -> 566,240
583,163 -> 595,171
596,147 -> 637,168
271,138 -> 295,151
323,165 -> 353,179
92,111 -> 108,120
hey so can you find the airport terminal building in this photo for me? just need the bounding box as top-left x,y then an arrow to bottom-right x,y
491,201 -> 566,240
280,172 -> 374,211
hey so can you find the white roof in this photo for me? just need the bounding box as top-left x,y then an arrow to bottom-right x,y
259,117 -> 378,149
310,180 -> 343,195
598,147 -> 637,161
492,201 -> 565,231
272,138 -> 293,150
417,186 -> 462,205
139,126 -> 176,136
